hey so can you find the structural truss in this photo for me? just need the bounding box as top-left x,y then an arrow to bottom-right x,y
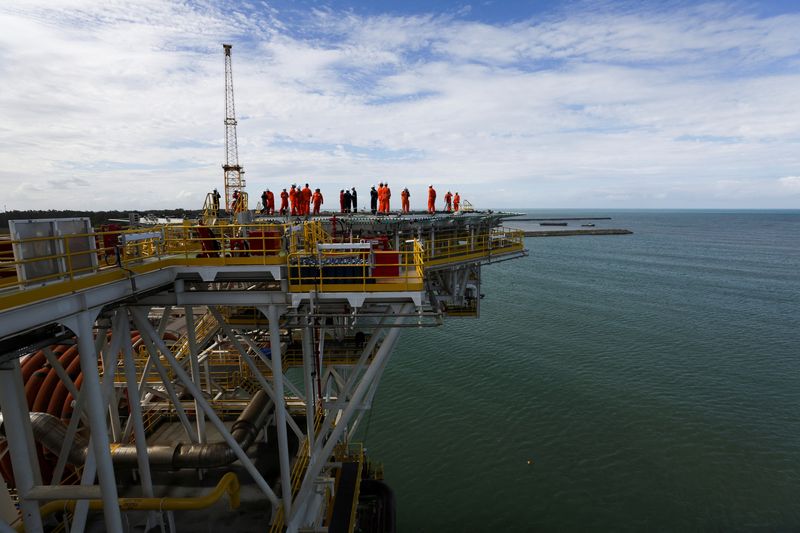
0,212 -> 526,532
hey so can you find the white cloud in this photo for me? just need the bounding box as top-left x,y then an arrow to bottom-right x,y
778,176 -> 800,191
0,2 -> 799,210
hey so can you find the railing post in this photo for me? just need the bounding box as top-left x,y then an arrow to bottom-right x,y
64,232 -> 73,281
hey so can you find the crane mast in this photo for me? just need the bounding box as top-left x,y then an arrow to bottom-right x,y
222,43 -> 245,212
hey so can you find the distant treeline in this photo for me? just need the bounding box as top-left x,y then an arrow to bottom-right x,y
0,209 -> 200,233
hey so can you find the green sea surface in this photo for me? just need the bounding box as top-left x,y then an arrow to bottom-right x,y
360,210 -> 800,531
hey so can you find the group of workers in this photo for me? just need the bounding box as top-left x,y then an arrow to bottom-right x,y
213,184 -> 462,216
370,183 -> 395,214
339,188 -> 358,213
263,184 -> 325,215
254,184 -> 327,215
426,186 -> 460,214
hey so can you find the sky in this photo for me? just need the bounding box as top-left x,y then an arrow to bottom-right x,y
1,0 -> 799,211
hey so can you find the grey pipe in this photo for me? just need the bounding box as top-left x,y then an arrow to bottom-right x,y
0,390 -> 273,471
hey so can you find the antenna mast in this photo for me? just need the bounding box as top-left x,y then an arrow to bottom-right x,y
222,44 -> 245,212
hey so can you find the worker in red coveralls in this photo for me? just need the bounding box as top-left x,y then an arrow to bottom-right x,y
312,189 -> 324,214
401,188 -> 410,213
340,190 -> 345,213
302,183 -> 312,216
261,189 -> 275,215
280,188 -> 289,215
289,185 -> 298,215
444,191 -> 452,212
453,192 -> 460,212
427,185 -> 436,213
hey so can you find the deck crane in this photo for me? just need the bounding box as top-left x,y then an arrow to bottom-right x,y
222,44 -> 245,212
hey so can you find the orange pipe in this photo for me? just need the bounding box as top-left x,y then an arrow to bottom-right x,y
42,346 -> 79,415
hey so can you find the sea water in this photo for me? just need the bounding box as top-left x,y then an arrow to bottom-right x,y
360,210 -> 800,531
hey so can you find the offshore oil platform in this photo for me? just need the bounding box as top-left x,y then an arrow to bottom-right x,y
0,45 -> 527,532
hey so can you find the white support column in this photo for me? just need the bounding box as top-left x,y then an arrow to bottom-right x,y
208,309 -> 303,439
301,318 -> 317,452
50,384 -> 85,485
313,321 -> 386,442
117,310 -> 155,498
69,443 -> 96,533
184,305 -> 207,444
99,321 -> 124,442
130,308 -> 281,507
0,359 -> 43,533
70,310 -> 124,533
135,314 -> 198,443
263,304 -> 293,518
118,309 -> 158,529
347,331 -> 401,441
156,305 -> 172,338
235,327 -> 305,399
288,303 -> 410,529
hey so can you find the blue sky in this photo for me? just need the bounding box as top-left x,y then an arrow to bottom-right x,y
1,0 -> 799,210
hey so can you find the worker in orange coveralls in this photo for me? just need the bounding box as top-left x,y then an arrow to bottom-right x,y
380,182 -> 389,213
383,182 -> 391,212
289,185 -> 298,215
376,182 -> 384,213
266,189 -> 275,214
453,192 -> 460,212
427,185 -> 436,213
401,188 -> 410,213
280,189 -> 289,215
312,189 -> 324,214
444,191 -> 452,212
302,183 -> 312,216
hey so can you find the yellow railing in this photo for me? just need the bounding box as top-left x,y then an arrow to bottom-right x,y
424,226 -> 524,266
270,409 -> 325,533
302,220 -> 331,252
14,473 -> 241,532
202,192 -> 219,225
162,222 -> 287,264
233,191 -> 249,215
286,247 -> 423,292
0,221 -> 524,305
173,310 -> 220,362
413,240 -> 425,280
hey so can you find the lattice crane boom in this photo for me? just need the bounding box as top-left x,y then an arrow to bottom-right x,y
222,43 -> 245,212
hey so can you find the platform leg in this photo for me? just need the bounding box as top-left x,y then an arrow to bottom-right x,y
0,359 -> 43,533
265,304 -> 292,518
72,310 -> 124,533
